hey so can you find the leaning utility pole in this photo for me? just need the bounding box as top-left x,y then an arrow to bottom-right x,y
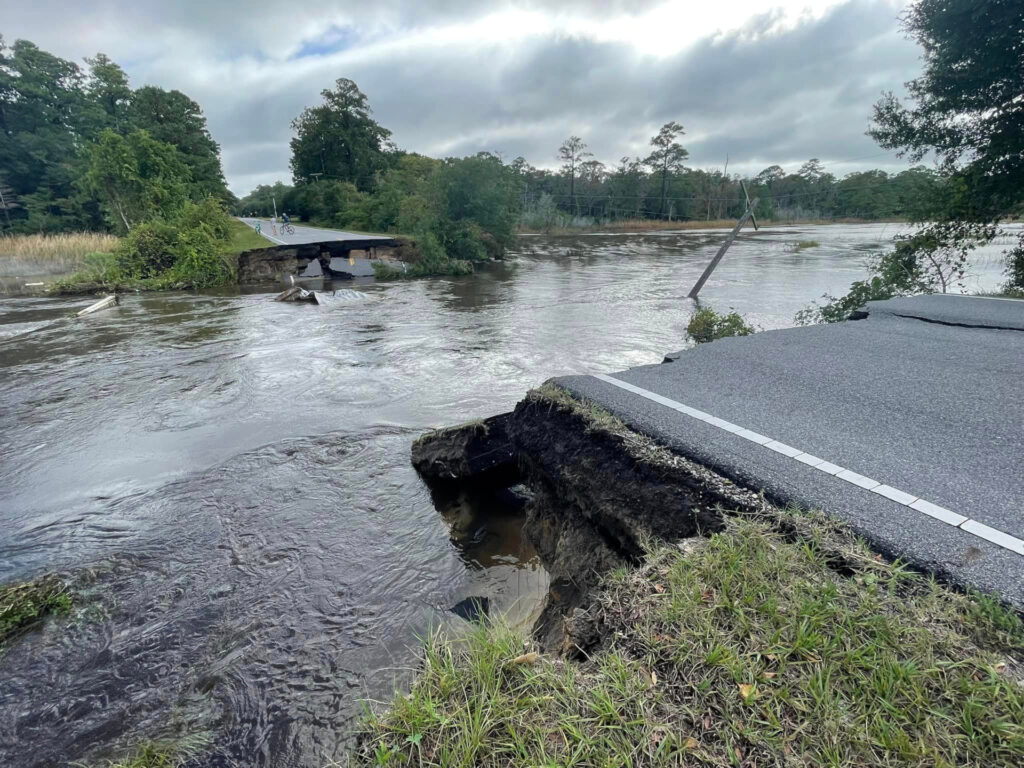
687,181 -> 759,299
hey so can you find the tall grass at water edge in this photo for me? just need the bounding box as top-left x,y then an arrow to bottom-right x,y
0,232 -> 120,276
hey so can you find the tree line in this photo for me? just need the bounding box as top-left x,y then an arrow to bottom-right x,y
235,77 -> 522,275
517,128 -> 945,227
0,36 -> 230,234
1,36 -> 241,288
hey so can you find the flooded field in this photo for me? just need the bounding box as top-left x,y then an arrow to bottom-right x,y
0,223 -> 1012,766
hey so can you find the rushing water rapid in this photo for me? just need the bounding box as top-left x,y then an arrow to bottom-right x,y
0,224 -> 1011,766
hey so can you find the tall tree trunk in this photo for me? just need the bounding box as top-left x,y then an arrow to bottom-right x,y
660,165 -> 668,217
570,162 -> 577,216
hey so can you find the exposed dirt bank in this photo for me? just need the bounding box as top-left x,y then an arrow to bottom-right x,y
412,382 -> 782,649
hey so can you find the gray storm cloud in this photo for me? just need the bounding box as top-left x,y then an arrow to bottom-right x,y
0,0 -> 918,195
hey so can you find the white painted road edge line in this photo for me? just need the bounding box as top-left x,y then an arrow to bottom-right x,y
239,218 -> 286,245
592,373 -> 1024,558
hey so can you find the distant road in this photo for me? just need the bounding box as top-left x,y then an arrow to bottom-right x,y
558,294 -> 1024,606
238,217 -> 391,246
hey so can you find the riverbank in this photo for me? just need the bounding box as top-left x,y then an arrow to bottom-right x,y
0,219 -> 265,297
519,216 -> 904,236
361,383 -> 1024,766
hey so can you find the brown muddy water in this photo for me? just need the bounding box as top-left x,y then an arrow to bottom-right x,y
0,224 -> 1012,767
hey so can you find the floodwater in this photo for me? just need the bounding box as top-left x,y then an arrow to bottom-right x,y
0,223 -> 1012,767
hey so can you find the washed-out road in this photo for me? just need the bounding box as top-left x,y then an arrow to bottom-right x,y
238,217 -> 391,246
558,294 -> 1024,605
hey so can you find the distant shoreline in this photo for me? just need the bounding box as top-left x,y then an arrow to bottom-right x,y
518,217 -> 908,236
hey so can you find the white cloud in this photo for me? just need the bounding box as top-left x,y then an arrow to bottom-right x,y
1,0 -> 917,195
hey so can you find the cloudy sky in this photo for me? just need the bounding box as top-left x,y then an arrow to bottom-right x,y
2,0 -> 923,196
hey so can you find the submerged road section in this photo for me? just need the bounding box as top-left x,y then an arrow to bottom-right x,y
558,294 -> 1024,605
238,217 -> 391,246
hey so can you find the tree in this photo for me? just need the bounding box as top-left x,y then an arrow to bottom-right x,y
608,157 -> 647,218
644,121 -> 689,216
84,53 -> 131,133
130,86 -> 229,201
81,129 -> 190,232
557,136 -> 591,215
290,78 -> 391,191
754,165 -> 785,189
0,37 -> 230,232
438,152 -> 521,252
0,38 -> 88,230
0,174 -> 18,228
869,0 -> 1024,289
233,181 -> 294,217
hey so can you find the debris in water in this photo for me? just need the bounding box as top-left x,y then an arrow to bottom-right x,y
76,294 -> 118,317
449,596 -> 490,623
274,286 -> 373,305
274,285 -> 314,302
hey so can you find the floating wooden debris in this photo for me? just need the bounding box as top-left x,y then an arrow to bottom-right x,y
76,294 -> 118,317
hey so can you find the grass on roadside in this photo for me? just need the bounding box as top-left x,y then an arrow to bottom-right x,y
0,574 -> 72,647
357,511 -> 1024,767
0,232 -> 120,277
221,218 -> 272,257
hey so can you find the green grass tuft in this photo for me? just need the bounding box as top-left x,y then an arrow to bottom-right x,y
795,239 -> 820,250
357,513 -> 1024,767
0,574 -> 72,647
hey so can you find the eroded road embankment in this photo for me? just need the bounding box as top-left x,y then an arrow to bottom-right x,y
413,384 -> 826,649
413,365 -> 1024,652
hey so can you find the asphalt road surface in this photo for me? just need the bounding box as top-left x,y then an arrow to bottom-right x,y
557,294 -> 1024,606
238,217 -> 391,246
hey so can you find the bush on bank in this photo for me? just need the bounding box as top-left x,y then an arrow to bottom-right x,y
686,307 -> 756,344
51,198 -> 236,293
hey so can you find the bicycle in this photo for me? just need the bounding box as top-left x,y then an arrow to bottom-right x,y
280,223 -> 295,235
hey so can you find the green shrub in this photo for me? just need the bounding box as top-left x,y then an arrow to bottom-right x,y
175,196 -> 231,241
166,225 -> 230,288
440,219 -> 489,262
796,244 -> 927,324
686,307 -> 756,344
117,221 -> 180,277
372,262 -> 407,279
